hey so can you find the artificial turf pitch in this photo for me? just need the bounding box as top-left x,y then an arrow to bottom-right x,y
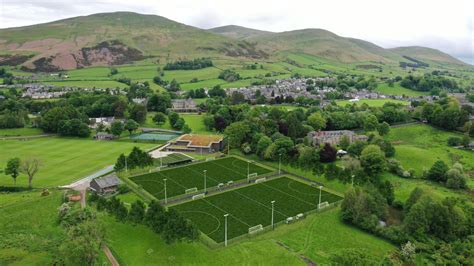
130,156 -> 272,199
170,176 -> 343,243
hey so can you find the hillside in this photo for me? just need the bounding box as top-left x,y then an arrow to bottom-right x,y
0,12 -> 467,71
389,46 -> 466,66
246,29 -> 405,63
0,12 -> 267,71
208,25 -> 272,39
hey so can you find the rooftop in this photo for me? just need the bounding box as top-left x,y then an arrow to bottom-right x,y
177,134 -> 223,147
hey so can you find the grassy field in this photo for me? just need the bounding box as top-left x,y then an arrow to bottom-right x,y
386,124 -> 474,176
0,127 -> 44,137
45,80 -> 128,88
143,112 -> 212,134
171,176 -> 342,243
336,99 -> 410,107
130,156 -> 273,200
0,137 -> 156,187
103,205 -> 393,265
376,82 -> 429,97
0,190 -> 65,264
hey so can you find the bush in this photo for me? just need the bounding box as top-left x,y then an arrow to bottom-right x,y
447,136 -> 462,146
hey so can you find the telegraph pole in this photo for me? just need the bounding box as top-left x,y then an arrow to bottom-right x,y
224,214 -> 229,247
163,178 -> 167,204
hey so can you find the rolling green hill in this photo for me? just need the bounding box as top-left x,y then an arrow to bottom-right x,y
0,12 -> 468,72
389,46 -> 466,66
0,12 -> 267,71
209,25 -> 272,39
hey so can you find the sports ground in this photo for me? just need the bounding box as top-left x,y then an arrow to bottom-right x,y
130,156 -> 273,199
171,176 -> 343,243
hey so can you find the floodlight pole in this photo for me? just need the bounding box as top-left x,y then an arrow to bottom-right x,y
351,174 -> 354,188
224,214 -> 229,247
271,200 -> 275,230
125,156 -> 128,173
278,153 -> 282,175
203,170 -> 207,193
318,186 -> 323,209
160,156 -> 163,168
163,178 -> 168,204
247,161 -> 250,180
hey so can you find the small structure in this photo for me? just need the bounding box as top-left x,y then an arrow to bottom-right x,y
307,130 -> 368,146
170,98 -> 198,112
164,134 -> 224,154
94,132 -> 116,141
89,117 -> 115,129
89,175 -> 121,194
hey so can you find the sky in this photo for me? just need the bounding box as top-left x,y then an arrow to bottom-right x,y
1,0 -> 473,64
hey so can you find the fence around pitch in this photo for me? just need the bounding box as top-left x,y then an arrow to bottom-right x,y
199,199 -> 343,249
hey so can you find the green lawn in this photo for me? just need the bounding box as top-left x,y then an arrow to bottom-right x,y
130,156 -> 273,200
143,113 -> 212,134
171,176 -> 342,243
0,127 -> 44,137
386,124 -> 474,176
45,80 -> 127,88
0,137 -> 156,187
376,82 -> 429,97
336,99 -> 410,107
0,191 -> 65,265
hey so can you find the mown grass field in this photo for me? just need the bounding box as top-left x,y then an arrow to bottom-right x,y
143,112 -> 213,134
386,124 -> 474,176
336,99 -> 410,107
376,82 -> 429,97
0,127 -> 44,137
130,156 -> 272,199
171,176 -> 342,243
0,137 -> 155,187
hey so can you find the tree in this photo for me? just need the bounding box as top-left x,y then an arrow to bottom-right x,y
152,112 -> 166,125
168,112 -> 180,126
360,145 -> 386,176
124,119 -> 139,135
224,121 -> 251,148
129,104 -> 147,124
114,154 -> 127,171
377,122 -> 390,136
129,200 -> 146,224
446,168 -> 467,189
297,146 -> 320,170
256,136 -> 272,158
347,140 -> 367,158
307,112 -> 326,131
363,115 -> 379,132
319,143 -> 337,163
110,121 -> 124,137
339,135 -> 350,150
426,160 -> 448,182
20,158 -> 40,189
5,157 -> 21,186
60,220 -> 105,266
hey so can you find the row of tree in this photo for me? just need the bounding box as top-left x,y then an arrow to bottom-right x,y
4,157 -> 40,188
114,147 -> 153,171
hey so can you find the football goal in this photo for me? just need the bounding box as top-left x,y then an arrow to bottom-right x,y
192,193 -> 206,200
206,157 -> 215,161
318,201 -> 329,209
255,177 -> 267,183
248,224 -> 264,234
247,173 -> 258,179
185,187 -> 198,194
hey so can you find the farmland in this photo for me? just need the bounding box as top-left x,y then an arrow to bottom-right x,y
171,176 -> 343,243
0,137 -> 156,187
130,156 -> 273,199
335,98 -> 410,107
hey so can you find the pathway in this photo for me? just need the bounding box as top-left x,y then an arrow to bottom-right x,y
103,245 -> 120,266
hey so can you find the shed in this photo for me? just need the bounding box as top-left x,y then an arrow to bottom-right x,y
90,175 -> 121,194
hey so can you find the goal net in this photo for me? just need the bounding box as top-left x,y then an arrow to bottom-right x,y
247,173 -> 258,179
318,201 -> 329,209
206,157 -> 215,161
248,224 -> 263,234
185,187 -> 198,194
255,177 -> 267,183
192,193 -> 205,200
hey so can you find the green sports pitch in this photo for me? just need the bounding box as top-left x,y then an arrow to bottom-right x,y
130,156 -> 273,200
170,176 -> 343,243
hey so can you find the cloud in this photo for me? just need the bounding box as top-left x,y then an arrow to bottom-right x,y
0,0 -> 472,64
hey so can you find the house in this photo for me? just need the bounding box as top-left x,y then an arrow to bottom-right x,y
171,98 -> 198,112
308,130 -> 368,146
89,117 -> 115,129
164,134 -> 224,154
89,175 -> 121,194
94,132 -> 116,141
